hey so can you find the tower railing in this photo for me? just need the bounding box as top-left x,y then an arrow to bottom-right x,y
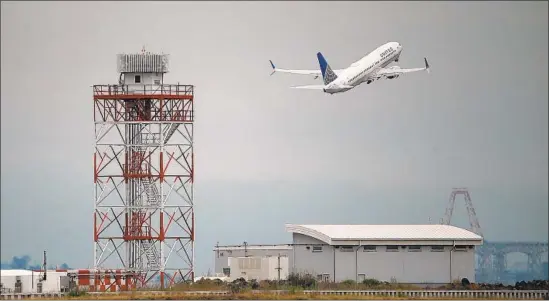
93,84 -> 193,97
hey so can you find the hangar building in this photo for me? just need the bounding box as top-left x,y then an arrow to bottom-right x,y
214,224 -> 483,284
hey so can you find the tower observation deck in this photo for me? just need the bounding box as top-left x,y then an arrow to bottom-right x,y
93,50 -> 194,289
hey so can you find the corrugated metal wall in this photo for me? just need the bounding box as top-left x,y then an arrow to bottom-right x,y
117,54 -> 169,73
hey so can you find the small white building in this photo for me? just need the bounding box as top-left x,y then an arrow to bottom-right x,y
213,245 -> 293,277
214,224 -> 483,285
116,52 -> 168,90
0,269 -> 69,294
228,256 -> 289,282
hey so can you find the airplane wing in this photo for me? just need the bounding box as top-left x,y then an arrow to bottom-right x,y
269,60 -> 343,78
289,85 -> 326,90
375,57 -> 430,78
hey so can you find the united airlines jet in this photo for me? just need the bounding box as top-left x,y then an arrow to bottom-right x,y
269,42 -> 430,94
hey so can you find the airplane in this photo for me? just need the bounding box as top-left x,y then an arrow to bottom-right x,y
268,42 -> 430,94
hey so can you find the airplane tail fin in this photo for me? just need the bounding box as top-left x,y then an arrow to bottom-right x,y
316,52 -> 338,85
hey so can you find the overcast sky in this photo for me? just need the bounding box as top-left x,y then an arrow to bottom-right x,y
1,1 -> 547,275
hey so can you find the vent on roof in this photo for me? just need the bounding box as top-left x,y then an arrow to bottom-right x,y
386,245 -> 399,252
312,246 -> 323,253
431,245 -> 445,252
408,245 -> 422,252
363,245 -> 376,252
455,245 -> 468,252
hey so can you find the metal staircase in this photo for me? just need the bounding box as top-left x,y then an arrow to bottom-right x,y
138,132 -> 162,271
164,123 -> 179,144
142,177 -> 161,206
129,145 -> 146,174
135,133 -> 162,206
142,240 -> 160,269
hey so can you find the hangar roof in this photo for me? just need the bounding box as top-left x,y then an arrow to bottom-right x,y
213,245 -> 292,251
285,224 -> 483,245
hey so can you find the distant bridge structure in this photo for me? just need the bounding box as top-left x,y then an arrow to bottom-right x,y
442,188 -> 548,283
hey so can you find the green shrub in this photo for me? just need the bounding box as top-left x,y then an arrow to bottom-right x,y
287,272 -> 317,289
341,279 -> 356,285
249,279 -> 260,289
228,277 -> 249,294
68,288 -> 88,297
362,278 -> 382,287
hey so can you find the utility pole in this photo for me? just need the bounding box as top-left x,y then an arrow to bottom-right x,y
276,253 -> 282,281
243,241 -> 248,257
40,251 -> 47,281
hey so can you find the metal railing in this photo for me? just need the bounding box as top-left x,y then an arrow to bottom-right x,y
93,84 -> 193,97
3,289 -> 548,300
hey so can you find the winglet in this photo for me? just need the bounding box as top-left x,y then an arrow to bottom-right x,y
269,60 -> 276,76
424,57 -> 430,73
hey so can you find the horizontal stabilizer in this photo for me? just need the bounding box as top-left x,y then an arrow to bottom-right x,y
290,85 -> 326,90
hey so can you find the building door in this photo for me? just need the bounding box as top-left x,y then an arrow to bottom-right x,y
14,278 -> 22,293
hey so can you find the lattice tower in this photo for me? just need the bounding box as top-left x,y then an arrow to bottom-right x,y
443,187 -> 483,237
93,50 -> 194,289
443,188 -> 489,275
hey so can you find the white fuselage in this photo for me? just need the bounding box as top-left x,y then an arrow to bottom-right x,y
324,42 -> 403,94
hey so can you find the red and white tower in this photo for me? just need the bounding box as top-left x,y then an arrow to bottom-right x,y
93,50 -> 194,289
